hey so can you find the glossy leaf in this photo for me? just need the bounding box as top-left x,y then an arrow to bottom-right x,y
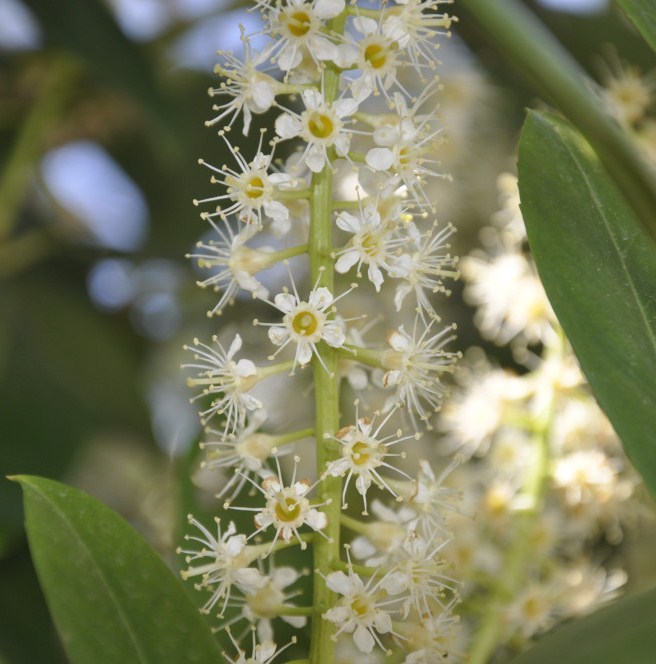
507,586 -> 656,664
14,475 -> 223,664
518,110 -> 656,498
615,0 -> 656,53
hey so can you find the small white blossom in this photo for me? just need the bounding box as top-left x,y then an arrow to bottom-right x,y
381,319 -> 459,426
177,517 -> 261,617
323,403 -> 416,514
262,273 -> 352,373
275,89 -> 358,172
261,0 -> 346,71
231,457 -> 329,549
184,334 -> 263,436
209,29 -> 281,135
194,132 -> 291,228
335,204 -> 400,292
188,219 -> 271,317
324,566 -> 398,654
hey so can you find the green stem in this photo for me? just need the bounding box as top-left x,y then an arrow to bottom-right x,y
459,0 -> 656,243
308,11 -> 348,664
0,56 -> 79,241
339,344 -> 384,369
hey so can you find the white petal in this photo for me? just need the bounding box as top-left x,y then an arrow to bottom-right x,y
353,15 -> 378,35
373,610 -> 392,634
366,147 -> 394,171
234,358 -> 257,377
296,341 -> 313,365
393,282 -> 412,311
367,263 -> 384,291
373,124 -> 399,146
277,44 -> 302,71
251,81 -> 275,112
383,369 -> 402,387
388,330 -> 410,352
379,571 -> 408,595
334,97 -> 359,119
336,210 -> 362,233
282,614 -> 307,629
272,566 -> 301,588
351,74 -> 374,104
305,508 -> 328,530
257,640 -> 277,661
346,366 -> 368,390
227,333 -> 243,358
322,322 -> 345,348
309,286 -> 334,309
353,625 -> 375,653
263,199 -> 290,223
275,112 -> 302,139
302,88 -> 323,110
325,571 -> 355,595
313,35 -> 338,61
268,325 -> 289,346
335,250 -> 360,274
306,144 -> 326,172
242,394 -> 264,411
333,42 -> 359,68
355,474 -> 372,495
274,292 -> 298,313
314,0 -> 345,19
334,133 -> 350,157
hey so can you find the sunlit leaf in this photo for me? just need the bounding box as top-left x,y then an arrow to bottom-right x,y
507,586 -> 656,664
14,476 -> 223,664
615,0 -> 656,53
518,110 -> 656,498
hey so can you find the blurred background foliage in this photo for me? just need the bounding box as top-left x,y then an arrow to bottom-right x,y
0,0 -> 653,661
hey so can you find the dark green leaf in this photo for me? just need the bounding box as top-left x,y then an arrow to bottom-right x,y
507,586 -> 656,664
615,0 -> 656,53
14,475 -> 223,664
518,110 -> 656,498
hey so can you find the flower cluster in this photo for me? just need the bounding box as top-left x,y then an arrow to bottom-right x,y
438,173 -> 646,655
178,0 -> 463,660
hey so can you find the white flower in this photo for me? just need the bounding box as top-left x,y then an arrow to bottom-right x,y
365,88 -> 448,207
382,0 -> 454,72
201,409 -> 285,501
188,219 -> 272,317
262,274 -> 351,373
184,333 -> 263,435
275,89 -> 358,172
335,205 -> 400,292
381,530 -> 456,619
390,221 -> 459,319
381,319 -> 459,427
461,250 -> 554,347
232,457 -> 329,549
225,629 -> 298,664
232,567 -> 307,642
194,132 -> 291,228
208,29 -> 281,135
177,517 -> 261,617
324,567 -> 397,654
323,403 -> 416,514
395,603 -> 462,663
347,16 -> 403,102
262,0 -> 346,71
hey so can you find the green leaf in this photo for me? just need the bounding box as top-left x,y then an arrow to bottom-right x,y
615,0 -> 656,53
518,110 -> 656,498
14,476 -> 223,664
507,586 -> 656,664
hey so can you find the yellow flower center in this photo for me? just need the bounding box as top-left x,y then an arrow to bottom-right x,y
285,9 -> 312,37
245,175 -> 265,199
364,42 -> 389,70
292,309 -> 319,336
275,495 -> 302,522
352,440 -> 377,466
351,594 -> 372,617
308,111 -> 335,139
